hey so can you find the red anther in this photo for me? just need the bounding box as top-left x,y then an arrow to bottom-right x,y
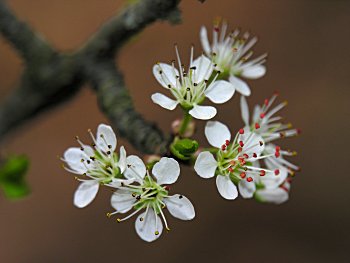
260,170 -> 266,176
297,128 -> 302,135
275,151 -> 280,158
239,141 -> 244,147
264,99 -> 269,106
247,177 -> 253,182
260,113 -> 265,119
253,153 -> 257,158
164,185 -> 171,191
228,167 -> 234,173
259,141 -> 264,146
243,153 -> 249,159
240,172 -> 246,179
214,27 -> 220,32
275,146 -> 281,152
225,140 -> 230,146
240,159 -> 246,166
230,160 -> 236,166
255,123 -> 260,129
221,145 -> 226,151
274,169 -> 280,176
238,147 -> 242,153
239,128 -> 244,134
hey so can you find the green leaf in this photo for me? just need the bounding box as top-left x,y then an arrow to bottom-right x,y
0,155 -> 30,199
170,138 -> 199,161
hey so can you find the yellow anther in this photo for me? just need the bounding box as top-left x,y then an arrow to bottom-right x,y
283,100 -> 289,106
166,227 -> 171,232
116,218 -> 121,223
155,231 -> 159,235
292,151 -> 298,156
106,213 -> 111,218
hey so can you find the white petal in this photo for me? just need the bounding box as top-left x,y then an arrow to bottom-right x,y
152,157 -> 180,185
216,175 -> 238,200
152,63 -> 179,88
191,55 -> 213,83
73,180 -> 99,208
255,188 -> 289,204
189,104 -> 217,120
111,189 -> 136,213
118,146 -> 127,173
205,80 -> 235,104
240,95 -> 250,127
229,75 -> 251,96
252,104 -> 262,123
238,179 -> 256,199
107,178 -> 135,188
151,93 -> 178,110
200,26 -> 211,55
135,208 -> 163,242
124,155 -> 146,183
164,194 -> 195,220
205,121 -> 231,148
96,124 -> 117,152
194,151 -> 217,178
64,147 -> 90,173
241,65 -> 266,79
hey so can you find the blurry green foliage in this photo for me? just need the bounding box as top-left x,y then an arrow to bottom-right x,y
0,155 -> 30,199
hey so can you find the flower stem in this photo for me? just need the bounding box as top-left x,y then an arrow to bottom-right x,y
178,111 -> 192,137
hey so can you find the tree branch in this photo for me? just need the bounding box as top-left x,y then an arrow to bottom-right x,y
0,0 -> 180,155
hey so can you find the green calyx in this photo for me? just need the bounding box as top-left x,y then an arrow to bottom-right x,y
133,176 -> 168,213
0,155 -> 30,199
170,138 -> 199,161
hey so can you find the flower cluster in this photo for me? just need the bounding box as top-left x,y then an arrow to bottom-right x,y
61,19 -> 301,243
63,124 -> 195,242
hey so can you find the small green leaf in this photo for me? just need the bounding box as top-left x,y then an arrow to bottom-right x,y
0,155 -> 30,199
170,139 -> 199,161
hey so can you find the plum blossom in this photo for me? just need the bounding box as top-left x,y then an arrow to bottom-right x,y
200,20 -> 267,96
107,157 -> 195,242
62,124 -> 130,208
194,121 -> 280,200
151,46 -> 235,120
238,94 -> 300,203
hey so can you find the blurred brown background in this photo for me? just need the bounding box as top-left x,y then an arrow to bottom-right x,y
0,0 -> 349,262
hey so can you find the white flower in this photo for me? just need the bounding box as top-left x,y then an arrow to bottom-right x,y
238,95 -> 300,203
194,121 -> 279,200
62,124 -> 130,208
107,157 -> 195,242
200,21 -> 267,96
151,46 -> 235,120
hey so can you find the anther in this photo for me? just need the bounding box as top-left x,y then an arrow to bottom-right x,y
255,123 -> 260,129
106,213 -> 111,218
275,146 -> 281,152
243,153 -> 249,159
238,147 -> 242,153
139,217 -> 144,222
230,160 -> 236,166
274,169 -> 280,176
253,153 -> 257,158
159,70 -> 163,74
186,87 -> 190,91
179,195 -> 183,199
264,99 -> 269,106
107,151 -> 111,155
239,128 -> 244,134
239,141 -> 244,147
260,113 -> 265,119
194,83 -> 198,86
228,167 -> 234,173
80,147 -> 84,151
221,145 -> 227,151
225,140 -> 230,146
240,172 -> 246,179
164,185 -> 171,191
275,151 -> 280,158
116,218 -> 121,223
259,141 -> 263,146
247,177 -> 253,182
155,231 -> 159,235
108,145 -> 112,149
260,170 -> 266,176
